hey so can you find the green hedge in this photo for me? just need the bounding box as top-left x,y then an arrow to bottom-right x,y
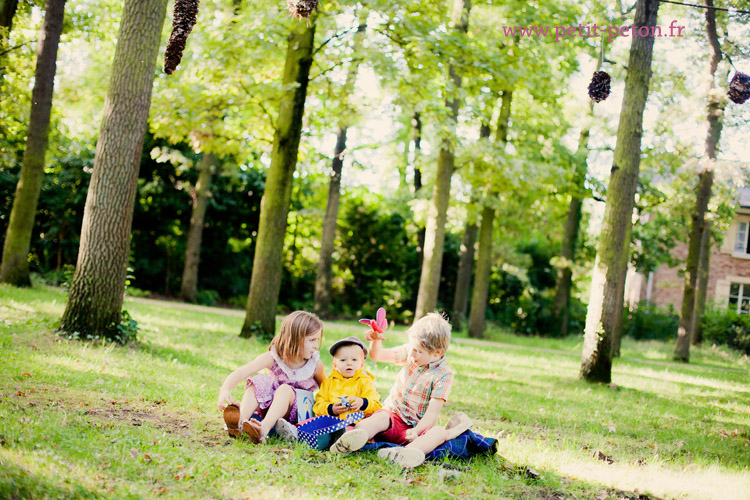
701,305 -> 750,355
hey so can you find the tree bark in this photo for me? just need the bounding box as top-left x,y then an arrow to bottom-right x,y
59,0 -> 168,338
552,90 -> 595,338
1,0 -> 66,286
581,0 -> 659,383
414,0 -> 470,320
241,19 -> 316,338
313,8 -> 367,319
451,123 -> 490,330
691,221 -> 711,345
674,0 -> 722,361
452,221 -> 477,330
468,91 -> 511,338
412,112 -> 426,264
179,152 -> 215,302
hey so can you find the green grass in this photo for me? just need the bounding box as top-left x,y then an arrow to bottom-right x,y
1,284 -> 749,499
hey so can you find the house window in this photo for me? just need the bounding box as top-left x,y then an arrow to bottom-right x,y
734,222 -> 750,254
728,283 -> 750,314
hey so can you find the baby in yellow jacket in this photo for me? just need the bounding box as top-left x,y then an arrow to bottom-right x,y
314,336 -> 382,421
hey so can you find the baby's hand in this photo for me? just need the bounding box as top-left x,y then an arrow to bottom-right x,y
332,403 -> 348,415
404,429 -> 418,442
349,397 -> 364,412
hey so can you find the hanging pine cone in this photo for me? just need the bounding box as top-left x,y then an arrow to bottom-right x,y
164,0 -> 200,75
728,71 -> 750,105
588,71 -> 611,103
287,0 -> 318,19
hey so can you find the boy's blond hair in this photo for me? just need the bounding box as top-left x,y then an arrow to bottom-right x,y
270,311 -> 323,362
408,312 -> 451,353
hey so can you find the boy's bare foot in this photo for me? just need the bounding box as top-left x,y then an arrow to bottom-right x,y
445,412 -> 473,440
377,447 -> 425,468
223,404 -> 241,438
241,419 -> 267,444
329,429 -> 368,455
275,418 -> 298,442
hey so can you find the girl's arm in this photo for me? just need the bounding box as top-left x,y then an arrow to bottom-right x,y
216,351 -> 274,411
314,360 -> 326,386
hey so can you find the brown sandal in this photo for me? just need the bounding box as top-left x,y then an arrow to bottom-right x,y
241,419 -> 267,444
223,404 -> 241,438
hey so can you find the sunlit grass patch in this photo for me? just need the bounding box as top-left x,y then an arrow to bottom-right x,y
1,285 -> 748,499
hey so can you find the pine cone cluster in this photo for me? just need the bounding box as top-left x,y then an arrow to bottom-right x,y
287,0 -> 318,19
588,71 -> 611,103
164,0 -> 200,75
728,71 -> 750,105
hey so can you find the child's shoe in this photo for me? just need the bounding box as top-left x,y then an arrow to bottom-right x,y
275,418 -> 298,442
223,404 -> 241,438
241,419 -> 267,444
377,447 -> 425,468
445,412 -> 473,440
329,428 -> 368,455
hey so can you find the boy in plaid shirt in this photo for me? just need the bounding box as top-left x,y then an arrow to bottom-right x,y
330,312 -> 466,467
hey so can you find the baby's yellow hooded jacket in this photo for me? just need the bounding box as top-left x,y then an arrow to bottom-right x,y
313,368 -> 382,420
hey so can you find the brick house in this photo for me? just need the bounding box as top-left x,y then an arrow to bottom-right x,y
625,188 -> 750,312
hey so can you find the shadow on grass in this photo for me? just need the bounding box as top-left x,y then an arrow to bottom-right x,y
0,461 -> 104,500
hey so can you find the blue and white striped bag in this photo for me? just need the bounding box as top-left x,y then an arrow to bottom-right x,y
297,412 -> 364,450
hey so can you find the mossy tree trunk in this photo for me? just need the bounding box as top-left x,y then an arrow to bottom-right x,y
451,123 -> 489,330
414,0 -> 470,320
59,0 -> 168,338
552,97 -> 595,338
691,221 -> 711,345
452,221 -> 477,330
468,91 -> 511,338
0,0 -> 19,76
581,0 -> 659,383
412,111 -> 426,266
1,0 -> 66,286
179,152 -> 216,303
241,19 -> 316,338
674,0 -> 723,361
313,8 -> 367,319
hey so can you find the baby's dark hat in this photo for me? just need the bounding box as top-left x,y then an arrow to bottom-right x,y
329,336 -> 368,356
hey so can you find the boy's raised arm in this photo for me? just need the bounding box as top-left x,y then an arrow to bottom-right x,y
367,337 -> 397,363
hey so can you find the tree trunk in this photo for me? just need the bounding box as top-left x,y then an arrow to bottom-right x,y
0,0 -> 66,286
581,0 -> 659,383
691,221 -> 711,345
414,0 -> 470,320
452,221 -> 477,330
552,127 -> 589,337
412,111 -> 426,264
468,91 -> 510,338
179,152 -> 215,302
674,0 -> 722,361
0,0 -> 18,38
313,8 -> 367,319
451,122 -> 490,330
241,19 -> 315,338
59,0 -> 168,338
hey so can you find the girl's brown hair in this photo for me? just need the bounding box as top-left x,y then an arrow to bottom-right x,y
270,311 -> 323,363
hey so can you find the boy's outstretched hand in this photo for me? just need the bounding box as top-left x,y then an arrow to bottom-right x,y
360,307 -> 387,341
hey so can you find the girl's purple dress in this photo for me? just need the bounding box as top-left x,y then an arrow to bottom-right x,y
246,348 -> 319,423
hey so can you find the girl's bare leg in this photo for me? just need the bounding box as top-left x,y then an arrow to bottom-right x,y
238,384 -> 260,425
256,384 -> 295,437
406,426 -> 448,455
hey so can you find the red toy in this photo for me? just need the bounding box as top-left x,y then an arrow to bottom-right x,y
359,307 -> 387,340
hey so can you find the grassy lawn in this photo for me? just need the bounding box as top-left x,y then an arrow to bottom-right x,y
1,284 -> 749,499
